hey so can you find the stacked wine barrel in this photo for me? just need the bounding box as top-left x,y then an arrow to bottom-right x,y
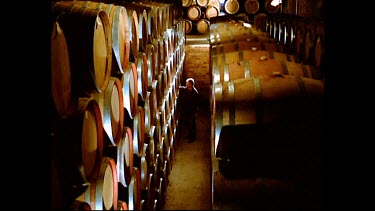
265,13 -> 325,70
210,16 -> 325,210
50,0 -> 186,210
182,0 -> 222,34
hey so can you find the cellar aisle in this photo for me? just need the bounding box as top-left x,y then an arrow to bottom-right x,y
163,103 -> 212,210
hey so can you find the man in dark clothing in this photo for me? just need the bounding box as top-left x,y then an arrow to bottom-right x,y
178,78 -> 199,142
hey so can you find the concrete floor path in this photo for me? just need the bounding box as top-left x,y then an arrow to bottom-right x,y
163,105 -> 212,210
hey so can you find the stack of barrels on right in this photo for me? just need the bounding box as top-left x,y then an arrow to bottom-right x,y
210,13 -> 325,210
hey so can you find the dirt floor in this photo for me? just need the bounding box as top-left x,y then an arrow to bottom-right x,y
163,103 -> 212,210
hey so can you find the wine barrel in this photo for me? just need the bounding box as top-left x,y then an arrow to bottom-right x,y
215,122 -> 322,178
136,52 -> 149,101
162,124 -> 173,171
164,31 -> 173,61
125,7 -> 148,53
117,1 -> 157,41
143,91 -> 152,133
142,172 -> 156,210
120,62 -> 138,119
138,9 -> 149,52
197,0 -> 210,7
54,97 -> 104,184
314,22 -> 325,68
153,152 -> 161,184
145,44 -> 156,91
210,21 -> 275,45
161,63 -> 171,97
304,29 -> 314,65
184,19 -> 193,34
314,34 -> 324,68
213,75 -> 324,154
212,58 -> 321,84
214,123 -> 323,210
152,38 -> 165,76
133,106 -> 146,157
117,126 -> 134,188
127,9 -> 140,62
211,40 -> 279,56
224,0 -> 240,14
145,125 -> 157,172
244,0 -> 260,14
148,80 -> 159,126
182,0 -> 193,7
51,2 -> 112,94
213,169 -> 297,209
156,72 -> 165,107
187,5 -> 201,21
90,77 -> 124,146
265,0 -> 280,13
124,167 -> 142,210
212,48 -> 299,67
254,13 -> 267,32
69,1 -> 131,75
209,0 -> 222,10
140,144 -> 151,193
110,5 -> 131,75
196,18 -> 210,34
155,173 -> 165,210
153,113 -> 163,157
214,20 -> 271,37
76,157 -> 118,210
51,20 -> 75,118
167,112 -> 177,161
131,1 -> 171,36
295,21 -> 306,60
205,5 -> 219,20
117,200 -> 128,210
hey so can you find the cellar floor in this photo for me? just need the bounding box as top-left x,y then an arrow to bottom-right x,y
163,102 -> 212,210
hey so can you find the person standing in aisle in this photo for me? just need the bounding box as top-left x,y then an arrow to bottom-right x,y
178,77 -> 199,143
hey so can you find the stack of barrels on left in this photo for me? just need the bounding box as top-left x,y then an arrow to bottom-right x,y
51,1 -> 120,210
50,0 -> 186,210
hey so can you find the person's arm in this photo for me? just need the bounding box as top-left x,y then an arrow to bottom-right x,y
178,86 -> 186,91
194,89 -> 200,114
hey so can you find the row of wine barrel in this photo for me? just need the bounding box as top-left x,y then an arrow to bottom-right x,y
265,13 -> 325,69
209,11 -> 324,175
51,0 -> 185,118
209,17 -> 324,210
181,0 -> 221,35
181,0 -> 271,35
182,0 -> 280,15
50,1 -> 188,210
183,18 -> 211,34
51,49 -> 186,210
222,0 -> 279,15
209,13 -> 325,72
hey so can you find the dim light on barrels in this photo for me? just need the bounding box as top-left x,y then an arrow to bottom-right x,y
212,58 -> 321,84
117,126 -> 134,187
213,75 -> 324,155
76,156 -> 118,210
52,2 -> 112,94
121,62 -> 138,119
90,77 -> 124,146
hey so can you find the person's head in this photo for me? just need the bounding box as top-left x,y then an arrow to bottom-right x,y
186,78 -> 195,90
